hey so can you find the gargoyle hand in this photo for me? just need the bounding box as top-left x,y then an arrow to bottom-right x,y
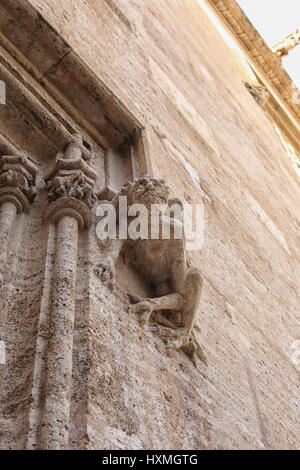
95,259 -> 115,290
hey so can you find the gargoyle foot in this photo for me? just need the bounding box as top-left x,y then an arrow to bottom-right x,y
128,293 -> 143,304
185,336 -> 207,366
139,310 -> 152,328
165,329 -> 189,357
128,299 -> 154,328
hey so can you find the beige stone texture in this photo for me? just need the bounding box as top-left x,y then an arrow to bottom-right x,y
0,0 -> 299,450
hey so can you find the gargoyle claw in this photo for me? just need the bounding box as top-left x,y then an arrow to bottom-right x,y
128,299 -> 154,327
94,263 -> 115,290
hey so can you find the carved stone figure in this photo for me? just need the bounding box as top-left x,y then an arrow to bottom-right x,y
272,29 -> 300,57
244,82 -> 270,108
97,175 -> 204,361
46,135 -> 97,210
45,134 -> 98,229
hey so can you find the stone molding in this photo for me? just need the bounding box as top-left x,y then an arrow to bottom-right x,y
208,0 -> 300,156
0,0 -> 154,451
0,0 -> 152,174
272,29 -> 300,58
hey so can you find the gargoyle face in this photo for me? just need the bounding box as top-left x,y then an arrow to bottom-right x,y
131,176 -> 169,209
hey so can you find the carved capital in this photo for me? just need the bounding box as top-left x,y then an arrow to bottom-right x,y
45,134 -> 97,229
0,154 -> 38,212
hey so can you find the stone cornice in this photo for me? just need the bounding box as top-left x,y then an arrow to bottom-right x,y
207,0 -> 300,156
0,0 -> 152,174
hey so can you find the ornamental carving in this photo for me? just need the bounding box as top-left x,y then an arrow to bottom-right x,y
45,135 -> 98,210
97,175 -> 206,364
0,154 -> 37,212
272,29 -> 300,57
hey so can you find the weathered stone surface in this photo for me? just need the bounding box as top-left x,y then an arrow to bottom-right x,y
39,135 -> 97,449
25,0 -> 300,450
0,0 -> 299,450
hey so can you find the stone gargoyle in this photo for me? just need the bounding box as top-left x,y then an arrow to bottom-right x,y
96,175 -> 205,363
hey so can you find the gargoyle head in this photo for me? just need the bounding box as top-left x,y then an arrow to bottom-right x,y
119,175 -> 170,210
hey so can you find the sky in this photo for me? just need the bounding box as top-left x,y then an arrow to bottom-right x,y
237,0 -> 300,86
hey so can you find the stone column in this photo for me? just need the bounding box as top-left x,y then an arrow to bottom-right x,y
0,154 -> 37,336
0,202 -> 17,269
0,154 -> 37,271
40,135 -> 97,450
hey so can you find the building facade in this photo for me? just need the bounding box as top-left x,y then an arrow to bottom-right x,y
0,0 -> 299,450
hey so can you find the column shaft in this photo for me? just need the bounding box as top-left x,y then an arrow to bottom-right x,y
40,134 -> 96,449
0,202 -> 17,341
40,215 -> 79,449
0,202 -> 17,269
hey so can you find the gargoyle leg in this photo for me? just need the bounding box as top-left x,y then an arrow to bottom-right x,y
129,293 -> 183,327
166,268 -> 202,356
151,293 -> 183,311
182,267 -> 202,339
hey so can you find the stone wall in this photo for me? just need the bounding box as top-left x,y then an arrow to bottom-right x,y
1,0 -> 299,449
